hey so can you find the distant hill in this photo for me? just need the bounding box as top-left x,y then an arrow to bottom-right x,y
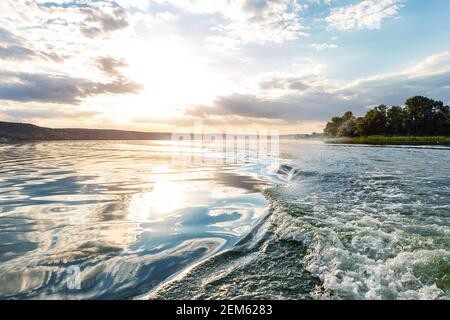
0,121 -> 172,142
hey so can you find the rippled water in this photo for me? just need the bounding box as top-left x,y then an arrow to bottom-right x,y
0,140 -> 449,300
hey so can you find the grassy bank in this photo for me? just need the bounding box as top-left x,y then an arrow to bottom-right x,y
326,135 -> 450,145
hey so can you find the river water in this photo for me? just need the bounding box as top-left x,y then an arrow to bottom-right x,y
0,140 -> 448,299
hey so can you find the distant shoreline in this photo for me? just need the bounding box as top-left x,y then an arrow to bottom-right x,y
0,120 -> 322,143
2,121 -> 449,145
326,135 -> 450,145
0,121 -> 172,142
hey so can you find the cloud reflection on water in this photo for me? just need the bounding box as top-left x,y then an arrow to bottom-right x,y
0,141 -> 270,299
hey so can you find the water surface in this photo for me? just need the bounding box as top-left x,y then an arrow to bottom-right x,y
0,140 -> 449,300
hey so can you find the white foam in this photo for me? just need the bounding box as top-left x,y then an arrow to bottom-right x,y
270,198 -> 449,300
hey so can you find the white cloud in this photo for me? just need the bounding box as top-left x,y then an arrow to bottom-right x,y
186,52 -> 450,123
326,0 -> 403,30
344,52 -> 450,87
225,0 -> 308,44
309,43 -> 338,50
148,0 -> 308,44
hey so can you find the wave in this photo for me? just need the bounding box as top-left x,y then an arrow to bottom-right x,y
267,161 -> 449,300
148,157 -> 450,300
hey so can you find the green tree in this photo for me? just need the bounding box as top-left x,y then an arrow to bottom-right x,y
359,105 -> 387,135
386,106 -> 406,135
324,116 -> 344,137
337,118 -> 357,137
324,112 -> 358,137
323,96 -> 450,137
354,117 -> 365,136
337,112 -> 358,137
432,104 -> 450,135
404,96 -> 442,135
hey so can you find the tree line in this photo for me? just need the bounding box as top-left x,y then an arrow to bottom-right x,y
324,96 -> 450,137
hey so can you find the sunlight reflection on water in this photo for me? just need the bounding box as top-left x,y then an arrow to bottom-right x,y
0,141 -> 270,299
2,140 -> 448,300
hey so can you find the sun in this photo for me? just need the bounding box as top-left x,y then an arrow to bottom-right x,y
121,36 -> 232,120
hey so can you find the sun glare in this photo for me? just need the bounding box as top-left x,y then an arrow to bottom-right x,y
128,183 -> 188,221
124,37 -> 232,120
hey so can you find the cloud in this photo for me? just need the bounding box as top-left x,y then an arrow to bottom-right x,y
0,45 -> 63,62
186,91 -> 352,123
309,43 -> 338,50
242,0 -> 270,17
80,6 -> 129,38
36,1 -> 130,38
185,52 -> 450,123
326,0 -> 402,30
0,45 -> 38,60
0,71 -> 142,104
224,0 -> 308,44
0,26 -> 22,44
259,76 -> 315,92
340,52 -> 450,105
2,108 -> 99,121
0,26 -> 63,62
148,0 -> 308,45
94,57 -> 128,77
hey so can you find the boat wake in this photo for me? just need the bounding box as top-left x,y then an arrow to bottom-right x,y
149,151 -> 450,300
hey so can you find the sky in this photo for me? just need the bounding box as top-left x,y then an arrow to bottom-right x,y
0,0 -> 449,133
